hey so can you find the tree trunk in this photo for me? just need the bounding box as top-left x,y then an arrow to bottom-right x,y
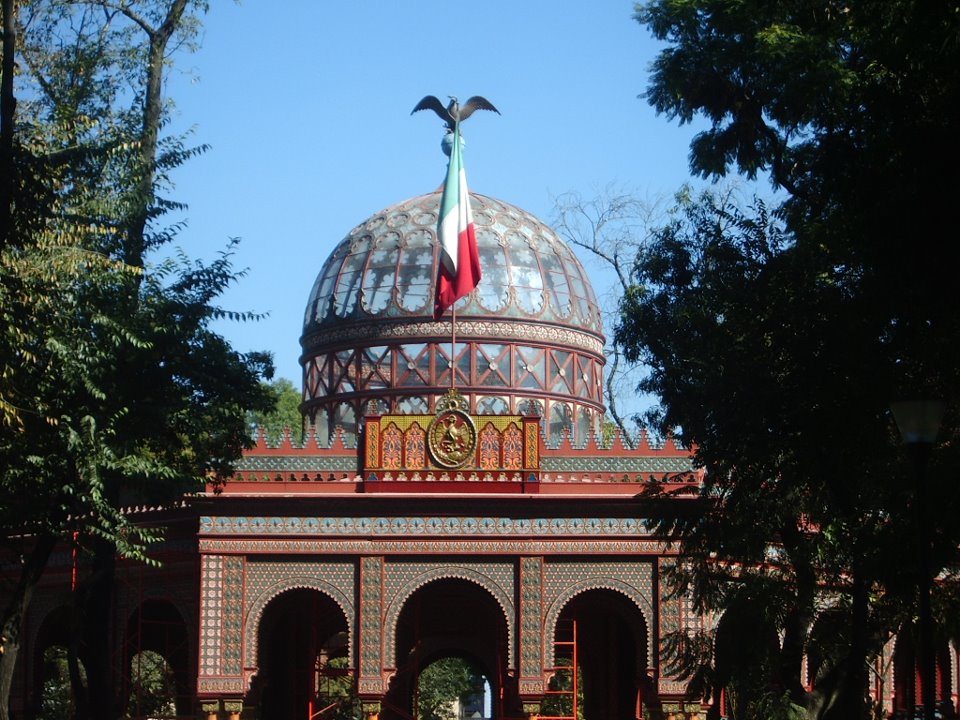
69,537 -> 119,720
124,0 -> 189,268
0,534 -> 58,720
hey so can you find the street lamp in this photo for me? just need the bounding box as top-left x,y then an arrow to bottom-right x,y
891,399 -> 945,720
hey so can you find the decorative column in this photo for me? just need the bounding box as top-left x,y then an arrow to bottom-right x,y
518,556 -> 546,699
357,556 -> 386,697
522,700 -> 541,720
362,700 -> 381,720
223,700 -> 243,720
200,700 -> 219,720
197,553 -> 247,699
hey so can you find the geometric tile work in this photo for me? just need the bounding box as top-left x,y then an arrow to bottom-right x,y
519,556 -> 545,692
541,560 -> 655,671
199,515 -> 658,537
241,560 -> 356,669
358,556 -> 385,695
381,560 -> 515,669
656,556 -> 687,696
222,556 -> 244,676
199,555 -> 224,676
199,537 -> 669,556
540,454 -> 695,474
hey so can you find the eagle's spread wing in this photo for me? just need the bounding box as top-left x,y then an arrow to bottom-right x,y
458,96 -> 500,122
411,95 -> 453,125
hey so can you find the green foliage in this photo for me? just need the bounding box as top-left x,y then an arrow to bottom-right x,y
626,1 -> 960,716
416,657 -> 484,720
540,666 -> 584,720
1,2 -> 273,718
317,656 -> 362,720
249,377 -> 305,445
126,651 -> 176,719
38,647 -> 82,720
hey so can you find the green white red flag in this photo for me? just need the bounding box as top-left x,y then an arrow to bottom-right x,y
434,124 -> 481,320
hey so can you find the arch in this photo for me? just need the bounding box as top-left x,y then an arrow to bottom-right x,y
243,577 -> 354,672
30,604 -> 78,720
122,599 -> 192,717
544,578 -> 655,670
383,566 -> 514,670
251,586 -> 352,719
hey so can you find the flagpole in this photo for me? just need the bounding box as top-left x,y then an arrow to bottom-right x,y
451,120 -> 458,393
450,305 -> 457,391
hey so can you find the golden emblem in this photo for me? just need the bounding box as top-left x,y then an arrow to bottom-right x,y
427,390 -> 477,468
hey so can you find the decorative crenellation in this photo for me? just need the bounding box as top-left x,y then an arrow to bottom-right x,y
241,560 -> 356,670
199,515 -> 660,537
381,561 -> 515,669
541,561 -> 656,672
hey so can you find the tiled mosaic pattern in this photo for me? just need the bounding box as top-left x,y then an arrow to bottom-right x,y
199,555 -> 224,676
199,538 -> 668,556
519,557 -> 544,684
358,556 -> 384,694
222,557 -> 244,675
200,515 -> 658,537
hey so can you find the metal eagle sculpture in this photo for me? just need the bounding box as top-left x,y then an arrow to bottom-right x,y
411,95 -> 500,130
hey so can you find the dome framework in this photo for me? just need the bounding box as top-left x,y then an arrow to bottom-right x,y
301,192 -> 606,445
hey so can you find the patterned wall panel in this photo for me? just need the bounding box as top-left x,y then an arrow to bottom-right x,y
199,555 -> 225,677
656,556 -> 688,696
518,557 -> 545,695
381,561 -> 516,669
241,560 -> 356,670
358,556 -> 385,695
222,556 -> 244,676
542,560 -> 656,671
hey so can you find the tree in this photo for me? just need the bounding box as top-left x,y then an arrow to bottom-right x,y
623,2 -> 960,718
416,657 -> 484,720
249,377 -> 306,445
0,2 -> 274,718
551,186 -> 668,446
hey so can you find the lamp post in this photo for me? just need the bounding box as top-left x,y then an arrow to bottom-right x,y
891,399 -> 945,720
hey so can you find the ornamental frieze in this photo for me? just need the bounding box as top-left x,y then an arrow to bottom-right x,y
198,538 -> 672,556
301,317 -> 604,356
199,515 -> 659,537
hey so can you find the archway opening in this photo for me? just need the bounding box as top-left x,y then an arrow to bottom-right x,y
253,588 -> 354,720
712,600 -> 780,720
123,600 -> 191,718
32,606 -> 87,720
125,650 -> 176,719
386,578 -> 512,719
415,656 -> 491,720
36,645 -> 85,720
551,589 -> 648,720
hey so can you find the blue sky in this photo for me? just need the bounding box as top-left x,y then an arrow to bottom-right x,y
164,1 -> 711,387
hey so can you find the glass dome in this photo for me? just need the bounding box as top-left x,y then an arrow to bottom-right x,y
303,192 -> 602,333
300,191 -> 606,446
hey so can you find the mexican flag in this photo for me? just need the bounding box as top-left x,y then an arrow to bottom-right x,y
434,123 -> 481,320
